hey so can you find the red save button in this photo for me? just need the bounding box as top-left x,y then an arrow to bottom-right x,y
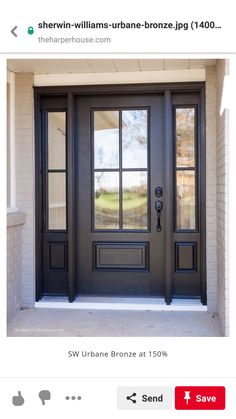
175,386 -> 225,410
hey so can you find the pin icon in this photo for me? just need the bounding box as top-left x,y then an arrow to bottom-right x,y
39,390 -> 51,405
12,391 -> 24,406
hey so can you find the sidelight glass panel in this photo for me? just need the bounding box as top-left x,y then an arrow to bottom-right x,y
122,110 -> 148,168
48,112 -> 66,170
48,173 -> 66,230
122,171 -> 148,229
94,172 -> 119,229
176,108 -> 195,168
176,170 -> 195,229
94,111 -> 119,169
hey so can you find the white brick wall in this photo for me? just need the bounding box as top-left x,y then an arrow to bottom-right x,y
15,74 -> 35,307
205,61 -> 229,336
216,60 -> 229,336
205,66 -> 218,312
7,212 -> 26,320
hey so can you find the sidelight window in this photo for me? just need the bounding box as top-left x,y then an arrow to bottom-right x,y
47,112 -> 67,230
175,107 -> 197,230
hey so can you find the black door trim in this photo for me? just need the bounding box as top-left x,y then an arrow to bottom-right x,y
34,82 -> 206,304
67,93 -> 76,302
164,90 -> 173,304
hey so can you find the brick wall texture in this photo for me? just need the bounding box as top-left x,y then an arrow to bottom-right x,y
205,61 -> 229,336
216,60 -> 229,336
205,66 -> 218,312
15,74 -> 35,307
7,212 -> 26,320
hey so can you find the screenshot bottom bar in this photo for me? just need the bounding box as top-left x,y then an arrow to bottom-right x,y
0,377 -> 234,417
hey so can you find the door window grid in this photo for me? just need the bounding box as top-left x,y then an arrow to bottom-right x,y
93,109 -> 149,231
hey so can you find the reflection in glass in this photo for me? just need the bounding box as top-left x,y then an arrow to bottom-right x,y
176,108 -> 195,167
94,111 -> 119,169
94,172 -> 119,229
176,171 -> 195,229
122,110 -> 148,168
48,112 -> 66,170
122,171 -> 148,229
48,173 -> 66,230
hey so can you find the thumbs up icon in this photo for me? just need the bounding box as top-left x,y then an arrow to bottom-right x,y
12,391 -> 25,406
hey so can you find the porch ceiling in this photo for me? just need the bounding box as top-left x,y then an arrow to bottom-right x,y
7,59 -> 216,74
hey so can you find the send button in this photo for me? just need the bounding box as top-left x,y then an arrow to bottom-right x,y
117,386 -> 172,410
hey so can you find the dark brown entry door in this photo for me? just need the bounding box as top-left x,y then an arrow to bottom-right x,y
76,94 -> 165,296
36,85 -> 206,304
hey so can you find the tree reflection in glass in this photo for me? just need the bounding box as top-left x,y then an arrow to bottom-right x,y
122,171 -> 147,229
94,172 -> 119,229
122,110 -> 147,168
94,111 -> 119,169
176,171 -> 195,229
176,108 -> 195,168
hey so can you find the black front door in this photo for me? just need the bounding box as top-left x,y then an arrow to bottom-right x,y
35,84 -> 206,304
76,94 -> 165,296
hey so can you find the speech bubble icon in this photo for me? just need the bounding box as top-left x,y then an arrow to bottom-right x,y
39,390 -> 51,405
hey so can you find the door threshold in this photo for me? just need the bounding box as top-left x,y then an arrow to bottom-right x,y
35,296 -> 207,311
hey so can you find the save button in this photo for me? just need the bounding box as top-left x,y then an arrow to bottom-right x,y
175,386 -> 225,410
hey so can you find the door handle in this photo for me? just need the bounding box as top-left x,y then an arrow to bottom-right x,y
155,200 -> 163,232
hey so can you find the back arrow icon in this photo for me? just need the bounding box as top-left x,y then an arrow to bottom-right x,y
11,26 -> 18,37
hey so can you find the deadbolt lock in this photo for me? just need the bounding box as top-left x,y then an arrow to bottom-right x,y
155,186 -> 163,198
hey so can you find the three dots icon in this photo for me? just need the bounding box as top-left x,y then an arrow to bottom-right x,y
65,395 -> 82,401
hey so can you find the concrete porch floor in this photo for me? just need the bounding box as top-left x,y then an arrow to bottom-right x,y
7,308 -> 223,337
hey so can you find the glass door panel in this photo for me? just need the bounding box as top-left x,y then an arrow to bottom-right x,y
176,108 -> 195,167
175,107 -> 197,231
94,110 -> 119,169
48,112 -> 66,170
122,109 -> 148,168
176,170 -> 195,229
94,171 -> 119,229
47,111 -> 67,231
93,109 -> 149,231
48,173 -> 66,230
122,171 -> 148,229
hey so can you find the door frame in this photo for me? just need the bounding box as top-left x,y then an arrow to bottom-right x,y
34,82 -> 206,304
